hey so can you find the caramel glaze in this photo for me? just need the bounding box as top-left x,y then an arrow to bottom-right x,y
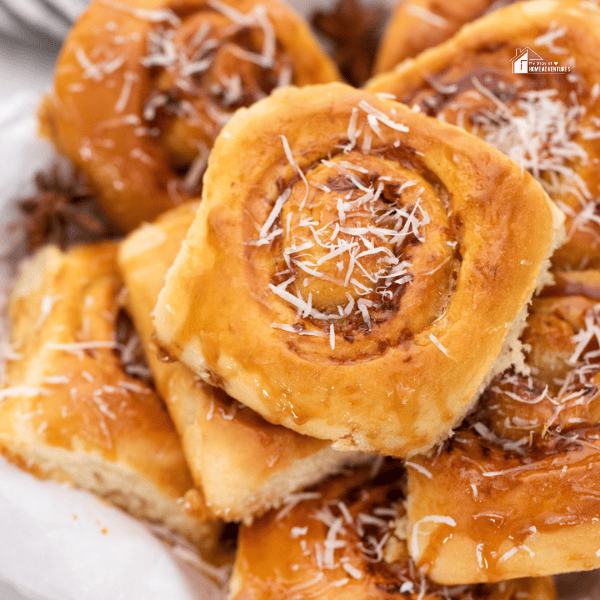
374,0 -> 518,74
370,20 -> 600,269
411,271 -> 600,580
233,463 -> 553,599
241,142 -> 462,365
146,4 -> 295,175
155,82 -> 559,456
43,0 -> 340,230
0,243 -> 192,496
189,134 -> 465,437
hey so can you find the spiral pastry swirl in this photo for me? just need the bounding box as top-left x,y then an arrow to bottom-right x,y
40,0 -> 340,230
154,83 -> 562,457
230,464 -> 556,600
368,0 -> 600,269
406,270 -> 600,583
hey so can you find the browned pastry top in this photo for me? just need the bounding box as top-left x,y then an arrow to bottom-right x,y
41,0 -> 340,230
368,0 -> 600,269
231,465 -> 556,599
375,0 -> 515,74
154,82 -> 561,458
1,243 -> 192,495
408,270 -> 600,583
0,241 -> 225,552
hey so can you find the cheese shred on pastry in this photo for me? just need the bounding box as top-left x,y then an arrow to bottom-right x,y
230,463 -> 557,600
154,82 -> 563,458
39,0 -> 340,231
118,203 -> 370,523
405,270 -> 600,583
0,242 -> 220,553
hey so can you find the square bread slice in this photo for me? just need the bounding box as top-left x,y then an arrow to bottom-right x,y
118,203 -> 371,523
0,241 -> 220,555
152,83 -> 563,458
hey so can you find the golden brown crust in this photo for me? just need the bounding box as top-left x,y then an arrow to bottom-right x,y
406,270 -> 600,583
375,0 -> 503,74
41,0 -> 340,231
368,0 -> 600,269
118,203 -> 369,522
230,465 -> 556,600
0,242 -> 220,552
153,82 -> 562,457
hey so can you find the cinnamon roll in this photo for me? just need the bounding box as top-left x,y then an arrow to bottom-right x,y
368,0 -> 600,269
230,464 -> 557,600
153,82 -> 563,457
375,0 -> 514,74
0,242 -> 220,552
39,0 -> 340,231
405,270 -> 600,583
118,203 -> 370,522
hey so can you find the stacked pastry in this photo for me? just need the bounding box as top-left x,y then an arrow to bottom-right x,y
365,0 -> 600,586
369,0 -> 600,270
5,0 -> 600,598
40,0 -> 341,230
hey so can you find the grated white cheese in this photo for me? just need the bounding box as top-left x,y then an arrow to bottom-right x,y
281,135 -> 309,208
206,400 -> 215,421
35,294 -> 61,330
341,562 -> 362,579
259,189 -> 292,240
258,108 -> 430,340
277,492 -> 321,521
358,100 -> 409,133
428,334 -> 452,359
291,526 -> 308,538
115,71 -> 139,114
46,341 -> 118,354
0,387 -> 50,401
469,78 -> 591,206
209,1 -> 275,68
43,375 -> 70,385
410,515 -> 456,558
404,461 -> 433,479
287,572 -> 324,593
74,48 -> 105,81
534,24 -> 567,55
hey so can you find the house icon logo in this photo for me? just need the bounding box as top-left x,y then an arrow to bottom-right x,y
511,47 -> 544,73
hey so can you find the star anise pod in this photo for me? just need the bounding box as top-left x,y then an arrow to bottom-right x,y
115,308 -> 155,388
312,0 -> 387,87
19,164 -> 119,252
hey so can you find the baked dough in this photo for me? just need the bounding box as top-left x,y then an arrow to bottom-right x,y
0,242 -> 220,553
405,270 -> 600,583
230,464 -> 557,600
368,0 -> 600,269
40,0 -> 340,230
154,82 -> 563,457
118,203 -> 370,522
375,0 -> 504,74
